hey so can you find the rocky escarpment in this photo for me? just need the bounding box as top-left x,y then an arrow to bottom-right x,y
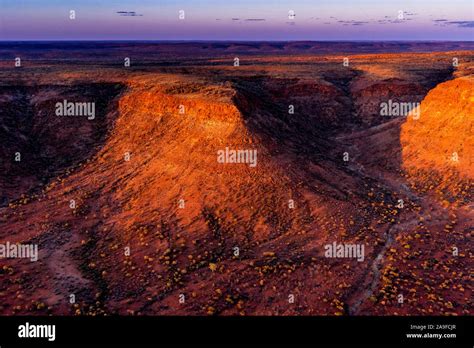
401,77 -> 474,203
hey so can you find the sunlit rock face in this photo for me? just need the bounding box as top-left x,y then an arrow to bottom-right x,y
401,77 -> 474,203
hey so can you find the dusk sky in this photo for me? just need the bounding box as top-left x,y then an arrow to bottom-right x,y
0,0 -> 473,41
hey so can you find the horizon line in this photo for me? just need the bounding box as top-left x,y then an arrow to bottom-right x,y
1,39 -> 474,43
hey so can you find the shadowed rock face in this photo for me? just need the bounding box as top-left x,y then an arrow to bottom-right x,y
0,83 -> 125,203
0,44 -> 472,316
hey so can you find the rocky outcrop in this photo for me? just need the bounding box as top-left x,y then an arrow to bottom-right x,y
401,77 -> 474,203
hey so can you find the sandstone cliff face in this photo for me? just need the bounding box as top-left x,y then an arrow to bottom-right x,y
401,77 -> 474,203
351,79 -> 426,126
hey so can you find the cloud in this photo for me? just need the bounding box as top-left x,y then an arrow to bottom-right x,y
432,19 -> 474,28
337,20 -> 369,26
446,20 -> 474,28
117,11 -> 143,17
376,18 -> 404,25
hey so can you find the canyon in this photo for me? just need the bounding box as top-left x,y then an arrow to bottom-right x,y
0,42 -> 472,316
